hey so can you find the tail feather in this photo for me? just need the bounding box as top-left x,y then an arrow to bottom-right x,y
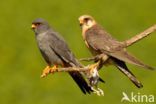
112,58 -> 143,88
109,51 -> 155,70
99,77 -> 105,83
69,72 -> 93,94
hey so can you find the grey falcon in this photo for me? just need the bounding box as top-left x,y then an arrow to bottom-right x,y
31,18 -> 93,94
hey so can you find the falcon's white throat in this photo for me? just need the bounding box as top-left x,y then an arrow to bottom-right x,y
82,20 -> 96,35
86,20 -> 96,29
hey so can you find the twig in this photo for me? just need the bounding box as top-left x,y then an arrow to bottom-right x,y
40,66 -> 91,78
123,24 -> 156,47
55,66 -> 90,72
53,60 -> 102,73
79,54 -> 109,63
79,57 -> 96,61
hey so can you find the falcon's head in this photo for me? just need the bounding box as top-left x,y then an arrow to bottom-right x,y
32,18 -> 50,34
78,15 -> 96,31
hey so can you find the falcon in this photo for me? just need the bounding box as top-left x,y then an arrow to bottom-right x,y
78,15 -> 155,88
31,18 -> 93,94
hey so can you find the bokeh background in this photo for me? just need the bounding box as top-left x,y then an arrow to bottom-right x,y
0,0 -> 156,104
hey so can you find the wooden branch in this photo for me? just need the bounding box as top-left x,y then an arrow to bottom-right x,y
53,60 -> 102,73
46,25 -> 156,75
79,57 -> 96,62
123,24 -> 156,47
55,66 -> 90,72
40,66 -> 91,78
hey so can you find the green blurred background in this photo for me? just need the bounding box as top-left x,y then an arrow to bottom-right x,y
0,0 -> 156,104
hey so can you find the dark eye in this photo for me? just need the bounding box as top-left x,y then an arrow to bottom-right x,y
35,23 -> 41,26
84,18 -> 90,22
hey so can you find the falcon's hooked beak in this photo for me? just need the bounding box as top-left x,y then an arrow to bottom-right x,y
31,24 -> 36,29
79,20 -> 83,27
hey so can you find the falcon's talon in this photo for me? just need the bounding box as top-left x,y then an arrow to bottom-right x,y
41,66 -> 51,78
87,62 -> 99,74
91,87 -> 104,96
97,88 -> 104,96
41,65 -> 58,78
40,73 -> 46,78
50,65 -> 58,73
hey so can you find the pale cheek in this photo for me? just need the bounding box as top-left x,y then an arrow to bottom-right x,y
87,21 -> 92,26
82,25 -> 88,33
81,25 -> 89,40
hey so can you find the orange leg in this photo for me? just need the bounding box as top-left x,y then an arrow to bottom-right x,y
88,54 -> 108,74
41,65 -> 58,78
50,65 -> 58,73
88,62 -> 100,74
